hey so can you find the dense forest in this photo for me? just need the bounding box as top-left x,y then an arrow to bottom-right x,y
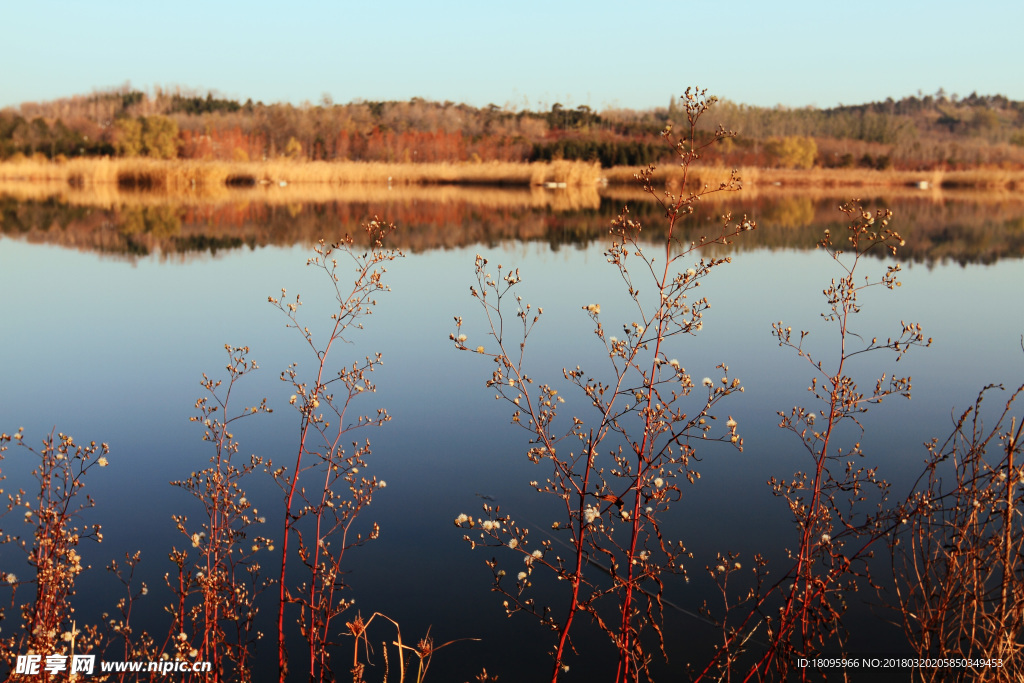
2,86 -> 1024,170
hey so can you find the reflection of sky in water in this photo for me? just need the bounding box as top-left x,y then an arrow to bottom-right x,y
1,233 -> 1022,679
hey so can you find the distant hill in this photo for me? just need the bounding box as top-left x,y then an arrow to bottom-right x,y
2,87 -> 1023,170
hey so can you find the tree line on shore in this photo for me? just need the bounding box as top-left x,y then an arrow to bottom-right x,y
2,86 -> 1023,171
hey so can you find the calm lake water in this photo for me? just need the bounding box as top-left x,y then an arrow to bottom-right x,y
2,187 -> 1023,679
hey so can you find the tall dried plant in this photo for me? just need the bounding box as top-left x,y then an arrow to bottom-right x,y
0,429 -> 109,678
267,221 -> 402,682
892,380 -> 1024,681
162,344 -> 273,681
452,88 -> 754,682
693,204 -> 931,681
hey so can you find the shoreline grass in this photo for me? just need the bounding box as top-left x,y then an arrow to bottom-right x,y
602,164 -> 1024,192
0,157 -> 604,190
2,158 -> 1023,194
0,178 -> 603,212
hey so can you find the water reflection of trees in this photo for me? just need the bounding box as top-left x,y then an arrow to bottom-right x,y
2,190 -> 1023,265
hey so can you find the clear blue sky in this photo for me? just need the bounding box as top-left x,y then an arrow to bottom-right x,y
2,0 -> 1021,112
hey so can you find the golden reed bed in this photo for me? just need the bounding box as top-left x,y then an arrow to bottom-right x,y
0,177 -> 603,213
1,157 -> 1022,200
0,157 -> 603,190
603,164 -> 1024,192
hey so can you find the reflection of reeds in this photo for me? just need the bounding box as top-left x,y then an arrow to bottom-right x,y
4,186 -> 1023,265
0,157 -> 603,189
0,185 -> 604,260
